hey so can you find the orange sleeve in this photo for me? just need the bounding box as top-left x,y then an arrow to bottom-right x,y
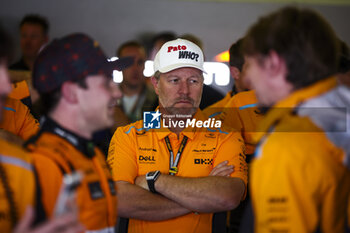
8,80 -> 30,100
213,132 -> 248,187
107,127 -> 138,184
0,98 -> 39,140
32,153 -> 63,217
220,97 -> 243,132
15,100 -> 39,140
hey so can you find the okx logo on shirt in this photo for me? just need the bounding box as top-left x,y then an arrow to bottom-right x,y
143,110 -> 161,129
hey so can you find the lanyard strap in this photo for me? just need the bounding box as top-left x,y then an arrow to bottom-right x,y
164,136 -> 188,176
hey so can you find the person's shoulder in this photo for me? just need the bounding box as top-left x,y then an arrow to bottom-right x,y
226,90 -> 258,108
198,122 -> 243,144
4,97 -> 21,111
116,119 -> 146,136
27,131 -> 70,155
262,115 -> 333,159
202,92 -> 232,117
5,97 -> 29,113
0,138 -> 32,166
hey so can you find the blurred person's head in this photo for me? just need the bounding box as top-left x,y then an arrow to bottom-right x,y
180,33 -> 206,60
0,25 -> 13,121
151,38 -> 205,116
149,32 -> 176,60
32,33 -> 133,136
229,38 -> 250,92
117,41 -> 147,91
19,14 -> 49,63
242,6 -> 339,107
180,34 -> 203,50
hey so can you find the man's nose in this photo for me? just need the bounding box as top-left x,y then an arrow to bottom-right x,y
178,81 -> 189,95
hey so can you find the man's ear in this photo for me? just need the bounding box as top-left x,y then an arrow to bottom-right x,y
229,66 -> 241,81
264,50 -> 287,78
151,76 -> 159,95
61,81 -> 78,103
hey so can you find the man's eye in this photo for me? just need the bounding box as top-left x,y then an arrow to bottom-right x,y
169,79 -> 178,83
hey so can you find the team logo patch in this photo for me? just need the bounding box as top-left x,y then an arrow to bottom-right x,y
194,158 -> 213,165
138,155 -> 157,164
143,110 -> 161,129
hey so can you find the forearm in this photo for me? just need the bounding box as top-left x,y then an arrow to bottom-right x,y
117,181 -> 191,221
155,175 -> 245,213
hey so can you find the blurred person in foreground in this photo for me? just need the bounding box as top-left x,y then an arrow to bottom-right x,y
25,33 -> 133,232
242,6 -> 350,233
0,24 -> 83,233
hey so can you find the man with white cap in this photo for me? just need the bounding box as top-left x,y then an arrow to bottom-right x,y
107,38 -> 247,233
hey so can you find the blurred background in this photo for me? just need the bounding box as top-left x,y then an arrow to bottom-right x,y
1,0 -> 350,94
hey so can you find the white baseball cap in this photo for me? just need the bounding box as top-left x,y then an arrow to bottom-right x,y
153,38 -> 205,74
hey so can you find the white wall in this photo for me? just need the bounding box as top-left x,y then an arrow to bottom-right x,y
1,0 -> 349,92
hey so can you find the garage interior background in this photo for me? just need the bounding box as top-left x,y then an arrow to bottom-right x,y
1,0 -> 349,93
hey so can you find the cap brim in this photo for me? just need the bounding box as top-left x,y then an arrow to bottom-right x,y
101,56 -> 134,78
108,56 -> 134,71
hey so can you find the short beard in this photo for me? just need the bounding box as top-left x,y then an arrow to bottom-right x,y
162,107 -> 197,118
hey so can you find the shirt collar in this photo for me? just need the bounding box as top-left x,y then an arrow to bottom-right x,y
154,109 -> 207,141
39,117 -> 96,158
254,76 -> 338,142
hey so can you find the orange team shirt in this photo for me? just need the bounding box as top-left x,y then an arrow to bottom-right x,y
0,97 -> 39,140
0,139 -> 35,232
107,109 -> 248,233
8,80 -> 31,100
251,77 -> 350,233
219,90 -> 263,155
27,118 -> 117,232
202,91 -> 233,118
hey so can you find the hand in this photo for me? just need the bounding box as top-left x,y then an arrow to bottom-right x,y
13,206 -> 85,233
135,175 -> 149,190
209,160 -> 234,177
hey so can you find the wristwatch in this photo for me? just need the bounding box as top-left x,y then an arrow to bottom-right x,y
146,170 -> 161,193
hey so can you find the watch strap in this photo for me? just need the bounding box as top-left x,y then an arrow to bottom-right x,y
146,170 -> 160,193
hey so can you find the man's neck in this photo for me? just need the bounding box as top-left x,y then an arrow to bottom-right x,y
49,110 -> 92,140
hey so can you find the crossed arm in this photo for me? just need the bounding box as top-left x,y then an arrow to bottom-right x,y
116,161 -> 245,221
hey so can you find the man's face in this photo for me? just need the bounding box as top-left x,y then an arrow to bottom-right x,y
230,64 -> 250,92
120,46 -> 146,88
77,75 -> 122,131
0,61 -> 12,121
20,23 -> 48,60
244,54 -> 291,107
153,67 -> 203,115
243,56 -> 276,107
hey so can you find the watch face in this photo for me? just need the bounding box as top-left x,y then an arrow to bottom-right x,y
147,171 -> 156,177
146,171 -> 159,180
